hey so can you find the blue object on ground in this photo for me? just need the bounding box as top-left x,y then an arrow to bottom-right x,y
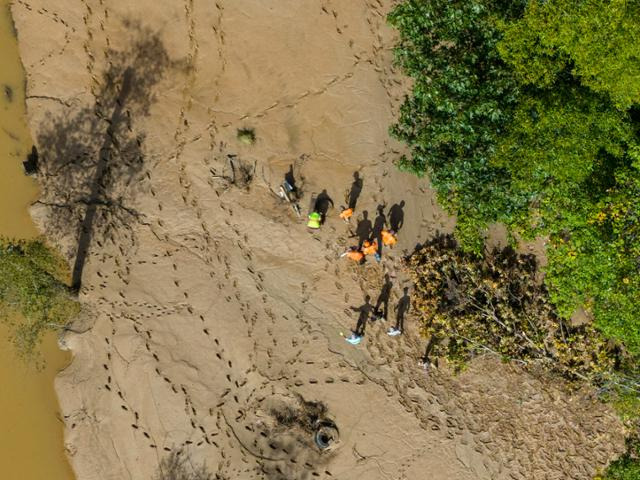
346,335 -> 362,345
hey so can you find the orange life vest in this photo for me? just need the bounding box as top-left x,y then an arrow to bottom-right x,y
362,240 -> 378,256
381,230 -> 397,247
339,208 -> 354,221
346,250 -> 364,262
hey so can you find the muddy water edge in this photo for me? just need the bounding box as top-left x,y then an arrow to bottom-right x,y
0,2 -> 74,479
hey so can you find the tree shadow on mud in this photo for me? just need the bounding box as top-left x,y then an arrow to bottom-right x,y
35,24 -> 177,290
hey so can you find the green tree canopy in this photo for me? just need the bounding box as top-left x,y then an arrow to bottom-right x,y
492,85 -> 634,236
499,0 -> 640,109
389,0 -> 640,356
388,0 -> 528,248
544,149 -> 640,354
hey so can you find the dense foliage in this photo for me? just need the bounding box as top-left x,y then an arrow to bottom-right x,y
498,0 -> 640,110
0,238 -> 79,358
598,390 -> 640,479
599,459 -> 640,480
388,0 -> 527,250
390,0 -> 640,355
408,235 -> 614,378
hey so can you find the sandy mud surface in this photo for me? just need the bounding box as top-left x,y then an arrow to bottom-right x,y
13,0 -> 625,479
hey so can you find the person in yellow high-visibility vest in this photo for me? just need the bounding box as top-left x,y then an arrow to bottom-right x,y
307,211 -> 322,229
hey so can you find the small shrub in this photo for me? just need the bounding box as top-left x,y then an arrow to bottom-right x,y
154,449 -> 214,480
598,458 -> 640,480
610,389 -> 640,424
0,238 -> 79,359
237,128 -> 255,145
270,395 -> 328,433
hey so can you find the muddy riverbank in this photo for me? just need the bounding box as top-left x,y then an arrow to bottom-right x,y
12,0 -> 626,479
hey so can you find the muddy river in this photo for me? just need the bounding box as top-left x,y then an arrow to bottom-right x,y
0,2 -> 74,479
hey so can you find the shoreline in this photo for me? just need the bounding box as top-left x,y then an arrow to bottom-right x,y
0,1 -> 74,478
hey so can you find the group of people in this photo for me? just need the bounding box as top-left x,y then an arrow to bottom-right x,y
338,175 -> 403,264
340,226 -> 398,264
305,172 -> 402,265
288,169 -> 409,347
345,280 -> 412,345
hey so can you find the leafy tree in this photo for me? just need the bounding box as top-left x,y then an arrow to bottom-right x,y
495,0 -> 640,355
389,0 -> 640,356
490,86 -> 640,353
545,148 -> 640,354
0,238 -> 79,358
498,0 -> 640,109
388,0 -> 527,250
492,85 -> 632,231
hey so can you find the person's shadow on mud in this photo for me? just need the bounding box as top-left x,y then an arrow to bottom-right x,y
355,210 -> 372,249
315,189 -> 334,223
374,273 -> 393,320
388,200 -> 405,232
351,295 -> 373,337
421,336 -> 438,367
373,205 -> 387,256
347,171 -> 363,210
389,287 -> 411,335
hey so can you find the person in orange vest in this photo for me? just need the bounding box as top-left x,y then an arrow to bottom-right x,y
381,229 -> 398,247
340,171 -> 362,224
339,207 -> 354,222
340,247 -> 365,264
361,239 -> 379,256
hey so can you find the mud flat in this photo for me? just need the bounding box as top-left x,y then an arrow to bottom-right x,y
13,1 -> 625,479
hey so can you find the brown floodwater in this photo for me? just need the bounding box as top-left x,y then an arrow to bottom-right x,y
0,2 -> 74,479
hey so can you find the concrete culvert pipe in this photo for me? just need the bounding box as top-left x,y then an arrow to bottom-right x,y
314,420 -> 339,450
